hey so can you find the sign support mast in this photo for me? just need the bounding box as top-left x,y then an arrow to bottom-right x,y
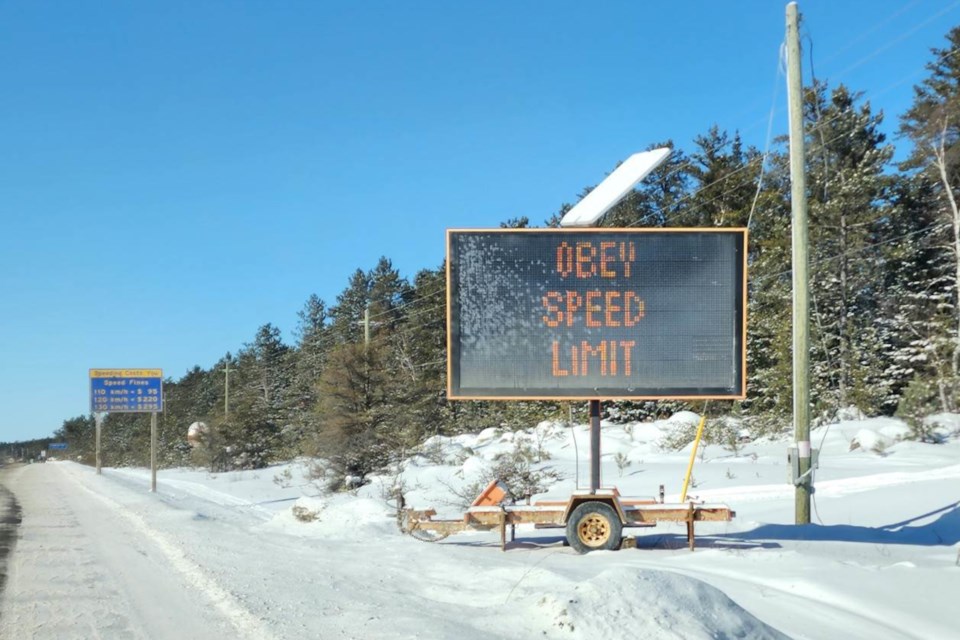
95,413 -> 103,475
150,412 -> 158,492
559,148 -> 671,493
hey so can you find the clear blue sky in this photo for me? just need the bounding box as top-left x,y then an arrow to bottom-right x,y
1,1 -> 957,442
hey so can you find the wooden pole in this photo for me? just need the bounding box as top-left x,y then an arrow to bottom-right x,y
222,360 -> 231,418
364,305 -> 371,346
787,1 -> 812,524
150,412 -> 158,492
95,413 -> 103,475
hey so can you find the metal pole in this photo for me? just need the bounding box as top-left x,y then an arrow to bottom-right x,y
787,1 -> 812,524
95,413 -> 103,475
569,404 -> 580,490
150,412 -> 158,492
589,400 -> 601,493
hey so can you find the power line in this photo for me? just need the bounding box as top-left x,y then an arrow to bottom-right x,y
754,221 -> 952,285
748,45 -> 785,230
811,0 -> 923,68
345,10 -> 959,340
282,99 -> 951,369
190,7 -> 960,390
238,129 -> 950,392
829,0 -> 960,81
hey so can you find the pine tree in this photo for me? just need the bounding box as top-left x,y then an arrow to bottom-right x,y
899,25 -> 960,408
391,265 -> 447,443
243,323 -> 291,417
56,415 -> 95,462
741,146 -> 794,430
313,341 -> 399,486
219,324 -> 290,468
803,82 -> 893,417
880,174 -> 957,413
329,269 -> 371,345
290,294 -> 330,438
682,126 -> 761,227
368,256 -> 411,332
295,294 -> 329,376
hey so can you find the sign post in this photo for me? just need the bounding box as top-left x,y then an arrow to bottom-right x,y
89,369 -> 164,490
150,412 -> 158,492
95,413 -> 103,475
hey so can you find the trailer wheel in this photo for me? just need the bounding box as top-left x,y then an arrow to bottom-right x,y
566,501 -> 622,554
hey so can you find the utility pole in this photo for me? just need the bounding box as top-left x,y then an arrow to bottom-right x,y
222,359 -> 231,418
358,304 -> 380,347
364,305 -> 371,346
787,1 -> 812,524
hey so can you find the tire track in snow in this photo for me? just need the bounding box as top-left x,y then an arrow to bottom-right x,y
0,481 -> 22,601
66,467 -> 279,640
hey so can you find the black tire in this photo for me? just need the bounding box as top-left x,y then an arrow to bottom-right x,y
565,501 -> 622,554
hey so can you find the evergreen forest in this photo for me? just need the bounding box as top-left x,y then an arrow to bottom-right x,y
23,27 -> 960,485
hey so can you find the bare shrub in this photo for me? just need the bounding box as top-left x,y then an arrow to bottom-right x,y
491,442 -> 563,502
273,467 -> 293,488
614,451 -> 631,477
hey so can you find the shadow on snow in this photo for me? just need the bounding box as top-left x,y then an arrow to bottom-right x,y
439,502 -> 960,551
726,501 -> 960,547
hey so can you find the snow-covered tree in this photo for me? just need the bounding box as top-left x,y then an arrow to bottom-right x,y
804,82 -> 894,417
899,25 -> 960,410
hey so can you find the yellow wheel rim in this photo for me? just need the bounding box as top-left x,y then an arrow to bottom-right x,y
576,512 -> 611,547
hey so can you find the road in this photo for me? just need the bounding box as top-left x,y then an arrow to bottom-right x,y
1,456 -> 954,640
0,463 -> 252,640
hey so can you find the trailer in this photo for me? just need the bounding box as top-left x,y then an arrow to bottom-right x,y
401,482 -> 734,553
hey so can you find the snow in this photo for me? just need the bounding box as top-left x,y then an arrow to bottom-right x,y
1,413 -> 959,639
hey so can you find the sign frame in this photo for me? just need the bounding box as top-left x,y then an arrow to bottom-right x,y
446,228 -> 748,401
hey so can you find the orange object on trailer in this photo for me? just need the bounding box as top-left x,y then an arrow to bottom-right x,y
470,479 -> 510,507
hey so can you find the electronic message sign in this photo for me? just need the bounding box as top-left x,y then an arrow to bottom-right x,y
90,369 -> 164,413
447,229 -> 747,400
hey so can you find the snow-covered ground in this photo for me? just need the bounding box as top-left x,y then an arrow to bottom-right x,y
1,413 -> 958,639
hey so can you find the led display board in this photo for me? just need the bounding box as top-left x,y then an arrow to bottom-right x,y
447,229 -> 747,400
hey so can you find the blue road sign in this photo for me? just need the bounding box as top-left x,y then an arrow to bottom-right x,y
49,443 -> 68,450
90,369 -> 164,413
